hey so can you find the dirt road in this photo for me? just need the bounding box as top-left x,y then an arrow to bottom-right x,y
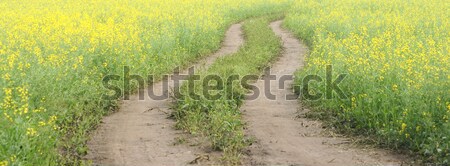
85,20 -> 407,166
85,23 -> 243,166
242,20 -> 406,166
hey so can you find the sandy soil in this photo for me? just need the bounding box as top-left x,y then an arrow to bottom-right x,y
85,23 -> 244,166
241,20 -> 407,166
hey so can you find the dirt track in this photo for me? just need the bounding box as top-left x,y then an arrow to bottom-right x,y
85,23 -> 243,166
85,20 -> 408,166
242,20 -> 406,166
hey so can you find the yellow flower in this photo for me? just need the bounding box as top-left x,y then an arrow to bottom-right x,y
0,160 -> 8,166
48,115 -> 57,124
2,73 -> 10,81
392,84 -> 398,91
26,127 -> 37,136
400,123 -> 407,133
38,121 -> 46,126
3,113 -> 13,122
351,97 -> 356,108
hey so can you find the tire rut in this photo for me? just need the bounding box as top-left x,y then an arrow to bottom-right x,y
242,20 -> 406,166
85,23 -> 243,166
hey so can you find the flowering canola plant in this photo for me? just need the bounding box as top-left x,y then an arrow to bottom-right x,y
286,0 -> 449,163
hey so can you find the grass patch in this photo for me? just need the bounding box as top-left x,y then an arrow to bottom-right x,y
173,14 -> 283,164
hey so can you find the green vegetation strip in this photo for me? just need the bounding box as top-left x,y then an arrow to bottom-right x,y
173,15 -> 282,164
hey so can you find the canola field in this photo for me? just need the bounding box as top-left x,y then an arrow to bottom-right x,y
285,0 -> 449,163
1,0 -> 449,165
0,0 -> 288,165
